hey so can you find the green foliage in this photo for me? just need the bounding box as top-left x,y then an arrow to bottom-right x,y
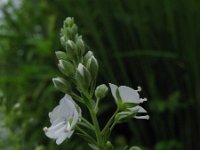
0,0 -> 200,149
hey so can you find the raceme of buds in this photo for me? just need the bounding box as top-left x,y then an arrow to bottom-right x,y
45,17 -> 149,150
75,63 -> 91,90
43,94 -> 81,145
95,84 -> 109,100
60,18 -> 77,44
52,77 -> 71,94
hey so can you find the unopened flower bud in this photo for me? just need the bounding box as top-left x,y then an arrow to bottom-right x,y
105,141 -> 114,150
58,60 -> 75,76
95,84 -> 108,100
66,40 -> 76,50
64,17 -> 74,27
84,51 -> 94,63
76,37 -> 85,55
55,51 -> 68,60
86,56 -> 98,79
75,63 -> 91,90
52,77 -> 71,94
129,146 -> 142,150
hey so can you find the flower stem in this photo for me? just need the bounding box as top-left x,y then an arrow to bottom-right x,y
76,126 -> 97,145
88,103 -> 102,146
101,108 -> 119,135
82,117 -> 94,129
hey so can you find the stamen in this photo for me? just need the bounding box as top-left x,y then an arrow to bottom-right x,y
64,122 -> 71,132
43,127 -> 48,132
137,86 -> 142,92
139,98 -> 147,103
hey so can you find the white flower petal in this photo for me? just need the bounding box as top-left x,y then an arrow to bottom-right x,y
45,124 -> 65,139
49,106 -> 60,123
56,133 -> 68,145
48,121 -> 65,132
109,83 -> 118,101
134,115 -> 150,120
59,95 -> 75,114
129,106 -> 147,113
118,86 -> 140,104
71,110 -> 79,128
56,130 -> 74,145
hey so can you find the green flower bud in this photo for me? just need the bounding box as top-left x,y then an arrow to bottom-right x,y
63,40 -> 77,60
64,17 -> 74,27
66,40 -> 76,50
76,37 -> 85,56
35,146 -> 46,150
71,24 -> 78,35
75,63 -> 91,90
86,56 -> 98,79
95,84 -> 108,100
60,36 -> 66,46
58,60 -> 74,76
52,77 -> 71,94
55,51 -> 68,60
105,141 -> 114,150
83,51 -> 94,63
129,146 -> 142,150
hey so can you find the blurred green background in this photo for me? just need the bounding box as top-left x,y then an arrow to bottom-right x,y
0,0 -> 200,150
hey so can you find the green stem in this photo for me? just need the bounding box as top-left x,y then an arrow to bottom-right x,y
101,108 -> 119,135
88,102 -> 102,146
82,117 -> 94,129
71,93 -> 84,103
110,121 -> 117,131
94,98 -> 100,113
76,126 -> 97,145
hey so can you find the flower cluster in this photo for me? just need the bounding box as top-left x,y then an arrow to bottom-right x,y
44,17 -> 149,149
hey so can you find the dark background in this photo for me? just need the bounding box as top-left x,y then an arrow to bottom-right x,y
0,0 -> 200,149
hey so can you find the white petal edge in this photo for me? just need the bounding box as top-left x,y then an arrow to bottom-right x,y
129,106 -> 147,113
109,83 -> 118,101
56,131 -> 74,145
134,115 -> 150,120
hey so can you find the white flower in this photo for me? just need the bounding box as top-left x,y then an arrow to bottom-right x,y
109,83 -> 147,105
109,83 -> 149,120
43,94 -> 81,145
